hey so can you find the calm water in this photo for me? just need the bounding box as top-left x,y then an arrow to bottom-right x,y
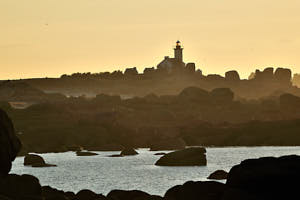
11,147 -> 300,196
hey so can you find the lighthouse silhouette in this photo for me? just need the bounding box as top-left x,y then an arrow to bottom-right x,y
174,40 -> 183,62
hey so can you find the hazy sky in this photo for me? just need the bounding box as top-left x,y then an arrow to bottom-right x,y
1,0 -> 300,79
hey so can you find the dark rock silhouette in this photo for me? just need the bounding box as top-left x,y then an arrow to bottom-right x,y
150,138 -> 186,151
164,181 -> 226,200
0,109 -> 21,176
76,151 -> 98,156
124,67 -> 138,76
24,154 -> 56,167
155,147 -> 206,166
120,148 -> 138,156
42,186 -> 75,200
76,189 -> 106,200
274,68 -> 292,84
23,154 -> 42,164
207,170 -> 228,180
0,174 -> 42,200
225,70 -> 240,81
226,155 -> 300,200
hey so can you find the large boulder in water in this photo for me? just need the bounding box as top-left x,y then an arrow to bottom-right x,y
164,181 -> 226,200
226,155 -> 300,200
76,151 -> 98,156
120,148 -> 138,156
0,109 -> 21,176
155,147 -> 206,166
24,154 -> 56,167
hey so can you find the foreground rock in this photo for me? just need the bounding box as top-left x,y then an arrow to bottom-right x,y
226,155 -> 300,200
107,190 -> 162,200
24,154 -> 56,167
155,147 -> 207,166
207,170 -> 228,180
76,151 -> 98,156
0,174 -> 42,200
0,109 -> 21,176
76,189 -> 106,200
164,181 -> 226,200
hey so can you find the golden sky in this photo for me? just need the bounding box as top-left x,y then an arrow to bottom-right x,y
1,0 -> 300,79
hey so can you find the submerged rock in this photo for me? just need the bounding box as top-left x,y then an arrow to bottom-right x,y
86,143 -> 124,151
207,170 -> 228,180
76,151 -> 98,156
120,148 -> 138,156
0,109 -> 21,176
24,154 -> 56,167
155,147 -> 206,166
154,152 -> 166,156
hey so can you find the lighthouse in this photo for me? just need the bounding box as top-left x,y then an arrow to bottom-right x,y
174,40 -> 183,62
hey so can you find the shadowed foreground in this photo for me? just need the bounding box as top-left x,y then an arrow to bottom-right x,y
1,109 -> 300,200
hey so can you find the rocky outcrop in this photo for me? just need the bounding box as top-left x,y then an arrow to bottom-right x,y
0,109 -> 21,176
150,138 -> 186,151
120,148 -> 138,156
155,147 -> 206,166
274,68 -> 292,84
24,154 -> 56,167
207,170 -> 228,180
225,70 -> 240,81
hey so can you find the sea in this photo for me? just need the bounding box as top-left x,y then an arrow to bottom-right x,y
11,147 -> 300,196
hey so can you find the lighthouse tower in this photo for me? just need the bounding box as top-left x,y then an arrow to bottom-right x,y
174,40 -> 183,62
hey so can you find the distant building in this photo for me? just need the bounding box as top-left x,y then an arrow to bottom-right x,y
157,41 -> 186,73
